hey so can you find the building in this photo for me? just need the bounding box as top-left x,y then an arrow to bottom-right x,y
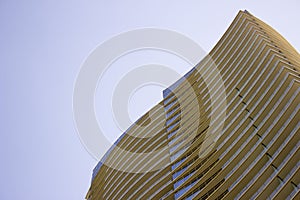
86,10 -> 300,200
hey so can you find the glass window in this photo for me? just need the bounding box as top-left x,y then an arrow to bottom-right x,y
165,100 -> 177,110
172,157 -> 187,171
167,121 -> 179,132
168,129 -> 179,139
166,112 -> 180,126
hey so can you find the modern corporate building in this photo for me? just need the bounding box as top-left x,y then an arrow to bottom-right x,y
86,10 -> 300,200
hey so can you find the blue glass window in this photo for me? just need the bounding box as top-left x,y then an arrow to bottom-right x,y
164,95 -> 175,105
168,129 -> 179,139
163,88 -> 172,97
174,171 -> 195,189
166,112 -> 180,126
175,181 -> 196,199
165,100 -> 177,110
172,157 -> 187,171
167,121 -> 179,132
166,106 -> 179,118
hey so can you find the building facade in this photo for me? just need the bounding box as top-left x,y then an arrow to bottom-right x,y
86,10 -> 300,200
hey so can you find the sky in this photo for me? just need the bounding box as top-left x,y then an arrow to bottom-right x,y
0,0 -> 299,199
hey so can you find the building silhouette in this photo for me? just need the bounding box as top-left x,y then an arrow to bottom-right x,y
86,10 -> 300,200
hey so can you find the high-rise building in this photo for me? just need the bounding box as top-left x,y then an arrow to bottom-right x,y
86,10 -> 300,200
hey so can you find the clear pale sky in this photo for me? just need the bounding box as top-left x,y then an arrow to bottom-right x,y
0,1 -> 299,199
